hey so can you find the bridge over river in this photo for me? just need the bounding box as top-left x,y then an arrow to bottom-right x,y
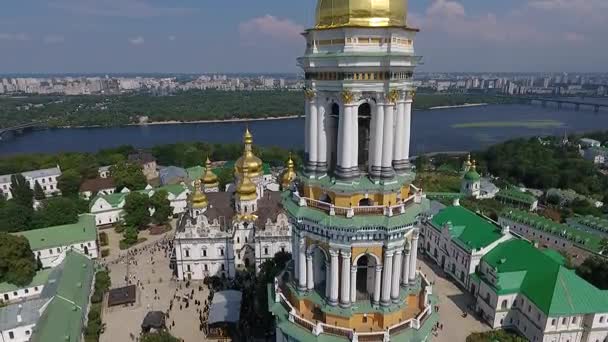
0,122 -> 44,140
503,96 -> 608,112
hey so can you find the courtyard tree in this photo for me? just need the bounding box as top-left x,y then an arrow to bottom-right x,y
10,174 -> 34,208
111,162 -> 147,191
33,181 -> 45,200
57,169 -> 82,197
577,256 -> 608,290
35,197 -> 79,227
0,233 -> 38,286
121,225 -> 140,248
0,201 -> 33,233
124,192 -> 151,229
150,190 -> 172,225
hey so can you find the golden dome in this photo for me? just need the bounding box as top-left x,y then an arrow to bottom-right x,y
236,165 -> 258,202
191,179 -> 208,209
202,157 -> 219,187
281,154 -> 297,190
315,0 -> 407,29
235,128 -> 263,178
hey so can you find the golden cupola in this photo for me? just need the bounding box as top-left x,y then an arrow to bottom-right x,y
315,0 -> 407,29
235,128 -> 263,178
235,165 -> 258,202
281,154 -> 297,190
202,157 -> 219,188
191,179 -> 208,209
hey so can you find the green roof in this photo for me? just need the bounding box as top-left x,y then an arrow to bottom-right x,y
14,214 -> 97,251
91,184 -> 188,209
430,206 -> 504,251
30,251 -> 95,342
463,169 -> 481,181
283,192 -> 428,230
186,166 -> 204,180
573,215 -> 608,233
0,268 -> 53,293
481,239 -> 608,315
496,188 -> 537,205
501,209 -> 602,252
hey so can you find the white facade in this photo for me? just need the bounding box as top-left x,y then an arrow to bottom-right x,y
0,284 -> 44,304
0,166 -> 62,200
0,323 -> 36,342
80,186 -> 116,201
98,165 -> 111,178
34,241 -> 98,268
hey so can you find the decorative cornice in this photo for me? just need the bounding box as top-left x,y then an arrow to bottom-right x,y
304,88 -> 316,100
406,90 -> 416,100
387,89 -> 400,104
341,90 -> 355,104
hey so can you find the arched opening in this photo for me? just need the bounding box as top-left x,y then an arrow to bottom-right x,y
358,198 -> 373,207
329,103 -> 340,173
319,193 -> 332,205
84,246 -> 89,255
244,258 -> 250,268
355,254 -> 377,301
310,246 -> 328,294
357,103 -> 372,172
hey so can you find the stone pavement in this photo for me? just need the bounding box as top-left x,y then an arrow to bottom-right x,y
100,227 -> 213,342
418,256 -> 490,342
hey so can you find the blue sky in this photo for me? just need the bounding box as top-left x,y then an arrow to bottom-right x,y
0,0 -> 606,73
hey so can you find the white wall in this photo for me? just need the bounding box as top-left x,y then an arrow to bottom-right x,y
0,323 -> 36,342
0,285 -> 43,304
175,239 -> 236,280
34,241 -> 98,268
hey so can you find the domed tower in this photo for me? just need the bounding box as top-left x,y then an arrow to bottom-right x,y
235,164 -> 258,215
189,179 -> 208,217
202,157 -> 220,193
461,159 -> 481,198
280,154 -> 297,190
235,127 -> 265,198
271,1 -> 435,341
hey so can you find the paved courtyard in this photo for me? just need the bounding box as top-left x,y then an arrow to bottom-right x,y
418,255 -> 490,342
100,226 -> 213,342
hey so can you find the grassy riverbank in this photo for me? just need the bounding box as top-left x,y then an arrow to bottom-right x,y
1,91 -> 519,128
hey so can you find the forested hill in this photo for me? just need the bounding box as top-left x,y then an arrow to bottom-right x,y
0,91 -> 517,128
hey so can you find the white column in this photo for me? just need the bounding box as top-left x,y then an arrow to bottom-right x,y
409,231 -> 419,283
371,102 -> 384,178
393,99 -> 405,167
325,261 -> 331,298
329,250 -> 339,306
351,104 -> 358,171
381,250 -> 394,306
350,265 -> 357,305
342,105 -> 355,171
337,105 -> 347,173
298,238 -> 307,291
309,98 -> 318,169
317,100 -> 328,173
306,252 -> 314,291
373,265 -> 382,305
401,244 -> 411,286
381,103 -> 395,178
403,98 -> 413,162
293,234 -> 299,281
340,250 -> 351,307
391,250 -> 403,303
304,98 -> 310,157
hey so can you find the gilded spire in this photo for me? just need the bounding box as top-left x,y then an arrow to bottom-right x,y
236,164 -> 258,201
191,179 -> 208,209
202,157 -> 219,187
281,153 -> 297,190
235,127 -> 263,178
315,0 -> 408,29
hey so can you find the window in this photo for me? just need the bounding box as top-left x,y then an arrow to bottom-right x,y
49,249 -> 53,254
202,249 -> 207,257
3,294 -> 8,300
186,265 -> 191,272
34,287 -> 38,291
184,249 -> 190,258
551,318 -> 556,325
57,248 -> 61,253
501,300 -> 508,310
572,317 -> 577,324
221,264 -> 225,271
562,317 -> 567,324
204,264 -> 208,271
219,249 -> 224,256
245,237 -> 248,243
528,305 -> 531,313
9,331 -> 14,339
264,247 -> 269,255
237,237 -> 240,243
13,292 -> 17,296
600,316 -> 605,323
24,289 -> 29,294
25,330 -> 30,335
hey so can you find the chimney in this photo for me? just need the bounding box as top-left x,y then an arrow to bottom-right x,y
453,198 -> 460,207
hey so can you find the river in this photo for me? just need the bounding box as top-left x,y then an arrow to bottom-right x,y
0,103 -> 606,156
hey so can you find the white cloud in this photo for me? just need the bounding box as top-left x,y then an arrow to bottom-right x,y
129,36 -> 145,45
50,0 -> 195,18
0,33 -> 30,41
564,32 -> 585,42
168,35 -> 176,41
44,35 -> 65,44
239,15 -> 304,46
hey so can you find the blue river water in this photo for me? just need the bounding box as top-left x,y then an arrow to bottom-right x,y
0,103 -> 606,156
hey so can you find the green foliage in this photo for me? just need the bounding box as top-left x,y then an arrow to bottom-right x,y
84,303 -> 104,342
99,232 -> 109,246
414,171 -> 461,193
0,233 -> 37,286
57,169 -> 82,197
123,192 -> 151,228
466,330 -> 526,342
0,201 -> 33,232
150,190 -> 172,225
33,197 -> 79,227
111,162 -> 147,191
121,225 -> 140,248
461,198 -> 505,221
10,174 -> 33,208
216,167 -> 235,191
576,256 -> 608,290
140,331 -> 180,342
91,270 -> 111,304
101,249 -> 110,258
33,181 -> 45,200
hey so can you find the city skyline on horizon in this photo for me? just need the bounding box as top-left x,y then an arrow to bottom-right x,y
0,0 -> 607,74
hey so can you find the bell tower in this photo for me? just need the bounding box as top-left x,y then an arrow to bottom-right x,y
271,1 -> 436,341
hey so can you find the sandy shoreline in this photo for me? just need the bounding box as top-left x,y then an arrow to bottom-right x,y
429,103 -> 488,110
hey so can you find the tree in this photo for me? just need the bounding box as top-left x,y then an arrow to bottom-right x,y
140,331 -> 180,342
57,169 -> 82,197
467,330 -> 526,342
0,233 -> 38,286
0,201 -> 33,233
122,225 -> 139,247
33,181 -> 45,200
217,167 -> 234,191
10,174 -> 33,208
34,197 -> 79,228
111,162 -> 147,191
123,192 -> 151,229
601,239 -> 608,256
150,190 -> 172,225
576,256 -> 608,290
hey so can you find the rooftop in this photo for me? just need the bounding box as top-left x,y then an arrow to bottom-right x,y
501,209 -> 601,252
430,206 -> 504,251
480,239 -> 608,316
0,268 -> 53,294
495,187 -> 537,205
21,166 -> 62,179
79,177 -> 116,192
14,214 -> 97,251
